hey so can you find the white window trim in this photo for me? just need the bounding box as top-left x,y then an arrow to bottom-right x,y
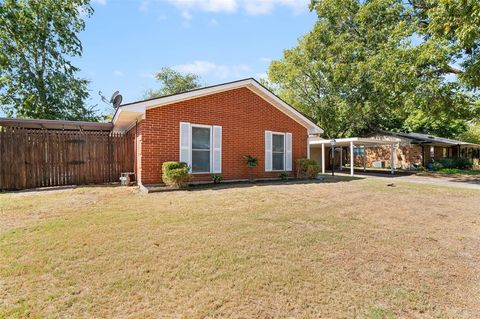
190,124 -> 213,174
271,131 -> 286,172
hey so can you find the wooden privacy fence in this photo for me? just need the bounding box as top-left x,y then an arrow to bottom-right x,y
0,127 -> 134,190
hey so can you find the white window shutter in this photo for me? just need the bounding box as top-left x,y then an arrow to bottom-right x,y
265,131 -> 272,172
285,132 -> 292,171
179,122 -> 191,169
212,125 -> 222,173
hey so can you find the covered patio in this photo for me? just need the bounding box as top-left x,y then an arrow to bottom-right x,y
309,137 -> 398,176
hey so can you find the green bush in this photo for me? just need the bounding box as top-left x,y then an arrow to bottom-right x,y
431,162 -> 443,171
162,161 -> 191,188
279,172 -> 289,180
439,168 -> 480,175
211,174 -> 222,184
438,157 -> 473,169
243,155 -> 258,167
415,164 -> 426,172
296,158 -> 320,179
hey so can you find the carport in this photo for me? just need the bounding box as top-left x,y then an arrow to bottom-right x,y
309,137 -> 398,176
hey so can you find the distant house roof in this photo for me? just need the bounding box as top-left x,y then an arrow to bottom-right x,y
0,117 -> 113,131
376,131 -> 480,147
112,78 -> 323,134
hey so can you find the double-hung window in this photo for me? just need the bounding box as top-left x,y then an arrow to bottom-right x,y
272,133 -> 285,171
265,131 -> 292,172
191,126 -> 211,173
179,122 -> 222,174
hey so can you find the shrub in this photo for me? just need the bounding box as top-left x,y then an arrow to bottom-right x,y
438,157 -> 473,169
296,158 -> 320,179
244,155 -> 258,182
243,155 -> 258,167
415,164 -> 426,172
306,164 -> 321,177
279,172 -> 289,180
431,162 -> 443,171
211,174 -> 222,184
162,161 -> 191,188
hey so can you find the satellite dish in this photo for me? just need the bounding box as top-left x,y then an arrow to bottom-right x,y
110,91 -> 123,109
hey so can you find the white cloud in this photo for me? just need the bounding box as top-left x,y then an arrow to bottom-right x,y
92,0 -> 107,5
140,72 -> 156,79
259,57 -> 272,63
244,0 -> 308,15
209,18 -> 219,26
114,70 -> 125,77
180,10 -> 193,27
173,61 -> 251,79
157,13 -> 168,21
181,10 -> 193,20
139,0 -> 150,13
167,0 -> 237,13
166,0 -> 308,15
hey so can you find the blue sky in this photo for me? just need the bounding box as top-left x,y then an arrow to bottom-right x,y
76,0 -> 317,115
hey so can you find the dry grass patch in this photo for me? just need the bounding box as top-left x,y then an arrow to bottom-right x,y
0,179 -> 479,318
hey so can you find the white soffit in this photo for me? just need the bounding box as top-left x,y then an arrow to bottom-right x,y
113,79 -> 323,134
309,137 -> 398,147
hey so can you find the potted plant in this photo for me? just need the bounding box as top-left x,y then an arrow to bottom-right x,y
243,155 -> 258,182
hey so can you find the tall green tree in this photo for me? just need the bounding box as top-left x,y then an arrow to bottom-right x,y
0,0 -> 98,120
268,0 -> 479,138
411,0 -> 480,89
144,67 -> 202,98
459,122 -> 480,144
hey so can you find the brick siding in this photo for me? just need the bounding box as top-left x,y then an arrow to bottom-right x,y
133,87 -> 308,185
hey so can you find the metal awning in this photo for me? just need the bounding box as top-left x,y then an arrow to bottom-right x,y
371,131 -> 480,148
310,137 -> 396,147
0,117 -> 113,131
309,137 -> 398,176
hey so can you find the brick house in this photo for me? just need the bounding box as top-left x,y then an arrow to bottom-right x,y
113,78 -> 323,186
364,131 -> 480,169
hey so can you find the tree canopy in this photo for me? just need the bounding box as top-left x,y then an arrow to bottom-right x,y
144,67 -> 203,98
0,0 -> 98,121
459,122 -> 480,144
267,0 -> 480,138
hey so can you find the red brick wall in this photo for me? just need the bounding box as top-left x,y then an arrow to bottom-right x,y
136,87 -> 309,185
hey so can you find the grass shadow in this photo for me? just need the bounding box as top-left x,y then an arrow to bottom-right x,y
0,183 -> 124,195
143,175 -> 365,193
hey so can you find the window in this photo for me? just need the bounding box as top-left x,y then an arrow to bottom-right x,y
430,146 -> 435,159
353,147 -> 365,156
191,126 -> 211,173
272,133 -> 285,171
265,131 -> 292,172
180,122 -> 222,174
443,148 -> 448,158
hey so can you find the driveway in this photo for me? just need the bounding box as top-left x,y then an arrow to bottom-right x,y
334,171 -> 480,190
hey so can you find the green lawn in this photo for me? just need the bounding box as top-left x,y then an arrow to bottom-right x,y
437,168 -> 480,175
1,178 -> 479,318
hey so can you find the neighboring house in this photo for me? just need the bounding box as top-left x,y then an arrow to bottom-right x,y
113,78 -> 323,185
366,131 -> 480,169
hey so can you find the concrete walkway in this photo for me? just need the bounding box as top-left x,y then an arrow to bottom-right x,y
333,171 -> 480,190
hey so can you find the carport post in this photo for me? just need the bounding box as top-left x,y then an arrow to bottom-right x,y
321,143 -> 325,174
340,147 -> 343,170
363,147 -> 366,172
390,144 -> 395,175
350,141 -> 354,176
